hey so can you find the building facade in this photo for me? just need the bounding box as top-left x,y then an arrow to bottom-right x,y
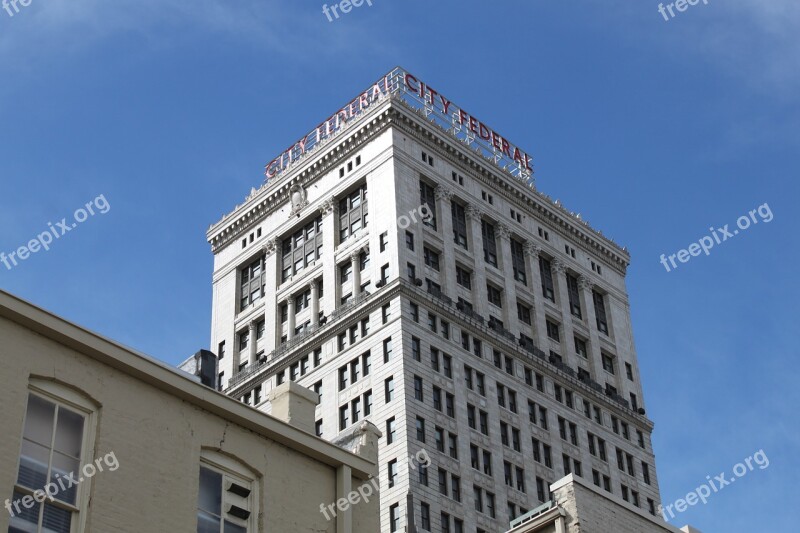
506,475 -> 698,533
0,289 -> 380,533
209,67 -> 662,532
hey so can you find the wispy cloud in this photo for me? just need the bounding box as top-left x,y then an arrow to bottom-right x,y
702,0 -> 800,98
0,0 -> 388,69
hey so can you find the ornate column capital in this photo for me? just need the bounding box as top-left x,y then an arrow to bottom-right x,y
320,196 -> 337,217
578,275 -> 594,291
552,259 -> 567,274
350,250 -> 362,263
248,321 -> 257,332
263,238 -> 279,256
434,185 -> 453,202
496,223 -> 511,240
466,204 -> 483,220
523,241 -> 541,257
286,296 -> 295,308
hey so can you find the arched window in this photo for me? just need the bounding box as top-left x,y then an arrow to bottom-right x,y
197,450 -> 259,533
9,379 -> 98,533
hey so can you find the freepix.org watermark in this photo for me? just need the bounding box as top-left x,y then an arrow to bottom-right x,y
657,0 -> 709,22
2,0 -> 33,18
319,449 -> 431,521
322,0 -> 374,22
4,451 -> 120,517
659,202 -> 773,273
0,194 -> 111,271
659,449 -> 769,521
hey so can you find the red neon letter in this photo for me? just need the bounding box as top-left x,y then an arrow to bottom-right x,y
405,73 -> 419,94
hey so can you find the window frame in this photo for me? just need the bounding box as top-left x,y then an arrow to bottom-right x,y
11,381 -> 99,533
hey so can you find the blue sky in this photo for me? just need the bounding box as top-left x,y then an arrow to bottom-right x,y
1,0 -> 797,530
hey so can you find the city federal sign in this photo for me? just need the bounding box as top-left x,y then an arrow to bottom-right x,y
264,67 -> 534,185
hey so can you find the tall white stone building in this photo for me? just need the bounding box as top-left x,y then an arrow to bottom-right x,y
207,67 -> 662,532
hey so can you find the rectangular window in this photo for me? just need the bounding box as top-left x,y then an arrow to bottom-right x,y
479,411 -> 488,435
451,476 -> 461,503
339,184 -> 369,242
412,337 -> 421,361
385,377 -> 395,402
445,393 -> 455,418
281,217 -> 323,282
433,387 -> 442,411
420,502 -> 430,531
487,284 -> 502,307
416,417 -> 426,443
435,427 -> 445,452
239,255 -> 266,309
388,459 -> 398,488
405,230 -> 415,251
575,337 -> 588,358
602,353 -> 615,374
510,239 -> 527,284
424,247 -> 440,271
419,181 -> 437,230
406,263 -> 417,281
567,274 -> 582,318
443,354 -> 452,378
481,220 -> 498,267
438,469 -> 448,495
546,320 -> 560,342
517,302 -> 531,325
539,257 -> 555,302
380,232 -> 388,252
418,464 -> 428,487
451,202 -> 468,249
389,503 -> 400,532
414,375 -> 424,401
386,418 -> 396,444
383,338 -> 393,363
593,290 -> 609,334
456,265 -> 472,289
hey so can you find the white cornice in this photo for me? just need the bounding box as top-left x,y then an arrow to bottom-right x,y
208,97 -> 631,274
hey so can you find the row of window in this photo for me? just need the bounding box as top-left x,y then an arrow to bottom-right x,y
409,304 -> 649,451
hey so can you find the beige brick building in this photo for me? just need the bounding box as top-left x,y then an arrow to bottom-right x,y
0,289 -> 380,533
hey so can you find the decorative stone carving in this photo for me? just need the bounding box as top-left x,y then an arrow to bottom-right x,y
263,239 -> 279,256
434,185 -> 453,202
523,241 -> 541,257
466,204 -> 483,220
496,223 -> 511,240
552,259 -> 567,274
320,197 -> 336,216
288,184 -> 309,218
578,275 -> 594,291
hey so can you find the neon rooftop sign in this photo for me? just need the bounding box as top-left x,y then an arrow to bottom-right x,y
264,67 -> 534,184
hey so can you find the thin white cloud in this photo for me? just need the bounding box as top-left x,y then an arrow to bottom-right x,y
0,0 -> 389,70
